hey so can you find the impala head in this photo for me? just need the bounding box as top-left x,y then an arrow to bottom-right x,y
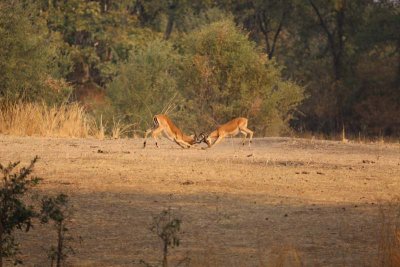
189,129 -> 203,144
196,132 -> 210,146
188,133 -> 200,144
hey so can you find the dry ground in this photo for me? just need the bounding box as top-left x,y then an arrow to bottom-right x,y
0,135 -> 399,266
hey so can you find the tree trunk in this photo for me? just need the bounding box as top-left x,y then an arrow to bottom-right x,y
164,14 -> 174,40
56,221 -> 63,267
0,223 -> 3,267
397,38 -> 400,86
162,242 -> 168,267
334,1 -> 345,81
333,54 -> 342,82
309,0 -> 345,81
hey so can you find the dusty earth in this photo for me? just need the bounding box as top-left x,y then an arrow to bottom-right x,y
0,135 -> 399,266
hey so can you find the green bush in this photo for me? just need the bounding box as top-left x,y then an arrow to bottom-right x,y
178,20 -> 304,135
0,157 -> 42,265
106,39 -> 183,131
0,1 -> 72,104
106,20 -> 303,136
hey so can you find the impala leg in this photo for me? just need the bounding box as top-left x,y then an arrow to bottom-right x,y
143,128 -> 153,148
240,130 -> 248,145
151,127 -> 164,148
205,137 -> 213,147
174,139 -> 188,148
175,139 -> 192,149
209,135 -> 224,148
240,127 -> 253,146
176,142 -> 187,148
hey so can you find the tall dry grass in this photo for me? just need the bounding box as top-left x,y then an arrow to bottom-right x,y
0,102 -> 91,137
111,117 -> 135,139
91,114 -> 106,140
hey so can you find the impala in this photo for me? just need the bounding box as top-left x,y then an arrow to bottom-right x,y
199,117 -> 254,148
143,114 -> 201,148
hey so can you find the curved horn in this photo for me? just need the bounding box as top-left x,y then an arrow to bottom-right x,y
197,132 -> 207,143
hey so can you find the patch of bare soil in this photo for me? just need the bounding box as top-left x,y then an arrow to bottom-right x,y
0,135 -> 399,266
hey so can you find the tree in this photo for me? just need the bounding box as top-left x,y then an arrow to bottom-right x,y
106,39 -> 183,130
0,1 -> 71,103
217,0 -> 293,60
179,20 -> 304,135
0,157 -> 41,266
134,0 -> 213,40
308,0 -> 347,82
43,0 -> 152,101
41,194 -> 76,267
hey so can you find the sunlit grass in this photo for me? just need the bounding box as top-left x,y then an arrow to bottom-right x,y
0,102 -> 91,137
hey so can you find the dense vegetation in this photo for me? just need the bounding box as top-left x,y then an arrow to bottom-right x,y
0,0 -> 398,137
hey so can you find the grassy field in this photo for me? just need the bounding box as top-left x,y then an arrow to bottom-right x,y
0,135 -> 399,266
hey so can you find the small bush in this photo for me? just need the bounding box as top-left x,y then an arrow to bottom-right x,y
41,193 -> 77,267
150,208 -> 182,267
0,156 -> 42,265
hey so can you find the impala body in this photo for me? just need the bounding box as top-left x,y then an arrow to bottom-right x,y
143,114 -> 200,148
200,117 -> 254,148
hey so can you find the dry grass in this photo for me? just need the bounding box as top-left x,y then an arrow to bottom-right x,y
111,118 -> 135,139
90,114 -> 106,140
295,131 -> 399,144
0,102 -> 136,140
0,102 -> 91,138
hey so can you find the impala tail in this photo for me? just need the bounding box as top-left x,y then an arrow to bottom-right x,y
153,116 -> 159,128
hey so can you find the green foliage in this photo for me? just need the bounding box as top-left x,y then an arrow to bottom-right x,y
41,193 -> 76,267
41,194 -> 70,224
0,1 -> 72,103
44,0 -> 155,88
134,0 -> 213,37
177,7 -> 231,34
0,0 -> 398,137
179,20 -> 304,135
106,39 -> 183,130
0,156 -> 42,265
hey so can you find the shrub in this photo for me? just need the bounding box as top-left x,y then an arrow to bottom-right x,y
0,1 -> 72,103
0,157 -> 41,266
106,39 -> 183,130
179,20 -> 304,135
41,194 -> 77,267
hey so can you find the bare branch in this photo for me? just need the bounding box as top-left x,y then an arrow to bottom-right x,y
308,0 -> 336,53
257,11 -> 271,56
270,7 -> 288,59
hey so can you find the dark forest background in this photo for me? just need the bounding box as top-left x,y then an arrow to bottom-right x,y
0,0 -> 399,137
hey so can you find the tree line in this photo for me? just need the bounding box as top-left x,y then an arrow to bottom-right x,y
0,0 -> 398,137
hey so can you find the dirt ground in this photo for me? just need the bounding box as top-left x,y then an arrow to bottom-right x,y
0,135 -> 399,266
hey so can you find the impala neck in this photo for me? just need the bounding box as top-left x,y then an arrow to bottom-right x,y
182,134 -> 195,145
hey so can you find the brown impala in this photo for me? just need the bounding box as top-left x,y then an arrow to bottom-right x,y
199,117 -> 254,148
143,114 -> 201,148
